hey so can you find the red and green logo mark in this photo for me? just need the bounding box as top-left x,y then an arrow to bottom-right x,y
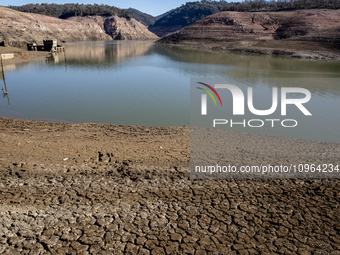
196,82 -> 222,106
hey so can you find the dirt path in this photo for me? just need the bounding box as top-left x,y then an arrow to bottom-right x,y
0,117 -> 339,254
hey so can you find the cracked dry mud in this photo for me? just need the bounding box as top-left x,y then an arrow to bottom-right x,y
0,117 -> 339,254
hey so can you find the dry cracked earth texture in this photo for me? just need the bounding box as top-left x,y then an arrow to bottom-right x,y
0,117 -> 339,254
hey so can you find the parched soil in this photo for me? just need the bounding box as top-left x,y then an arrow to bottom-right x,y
0,117 -> 340,254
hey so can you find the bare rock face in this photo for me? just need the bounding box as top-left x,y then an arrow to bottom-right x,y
0,7 -> 158,48
0,7 -> 111,47
68,15 -> 159,40
104,16 -> 159,40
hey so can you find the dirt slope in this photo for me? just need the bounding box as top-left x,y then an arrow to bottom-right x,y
0,7 -> 158,48
158,9 -> 340,59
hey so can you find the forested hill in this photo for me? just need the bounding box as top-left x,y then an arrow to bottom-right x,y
150,1 -> 228,28
8,3 -> 131,19
222,0 -> 340,12
125,8 -> 157,26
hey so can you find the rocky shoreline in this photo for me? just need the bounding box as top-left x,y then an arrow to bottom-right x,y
0,117 -> 339,254
158,40 -> 340,60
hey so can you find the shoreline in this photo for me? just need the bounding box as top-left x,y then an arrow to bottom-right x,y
2,38 -> 340,71
0,46 -> 50,67
0,116 -> 339,170
157,40 -> 340,60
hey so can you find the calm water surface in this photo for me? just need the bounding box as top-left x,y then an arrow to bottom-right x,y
0,41 -> 339,142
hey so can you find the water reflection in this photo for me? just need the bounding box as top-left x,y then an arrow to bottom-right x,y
49,41 -> 340,78
47,41 -> 155,68
0,59 -> 10,105
156,45 -> 340,77
48,42 -> 340,98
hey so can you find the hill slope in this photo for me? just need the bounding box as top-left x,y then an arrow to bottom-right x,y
125,8 -> 157,26
149,1 -> 228,37
0,7 -> 158,48
158,9 -> 340,59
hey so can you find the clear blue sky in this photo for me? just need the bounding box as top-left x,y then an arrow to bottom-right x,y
2,0 -> 190,16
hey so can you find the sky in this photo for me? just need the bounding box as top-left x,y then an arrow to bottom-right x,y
1,0 -> 190,16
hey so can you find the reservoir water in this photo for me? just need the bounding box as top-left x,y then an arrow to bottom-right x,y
0,41 -> 339,142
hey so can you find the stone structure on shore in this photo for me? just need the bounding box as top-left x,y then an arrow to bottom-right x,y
27,39 -> 64,52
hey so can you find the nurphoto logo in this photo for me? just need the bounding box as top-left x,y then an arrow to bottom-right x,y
197,82 -> 312,128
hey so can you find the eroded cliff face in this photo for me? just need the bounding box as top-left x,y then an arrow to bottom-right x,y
68,15 -> 159,40
0,7 -> 158,48
104,16 -> 158,40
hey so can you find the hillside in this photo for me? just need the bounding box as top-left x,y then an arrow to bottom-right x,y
125,8 -> 157,26
9,4 -> 160,27
158,9 -> 340,59
0,7 -> 158,48
149,1 -> 228,37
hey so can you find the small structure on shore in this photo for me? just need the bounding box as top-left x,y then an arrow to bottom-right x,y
27,39 -> 64,52
0,54 -> 14,60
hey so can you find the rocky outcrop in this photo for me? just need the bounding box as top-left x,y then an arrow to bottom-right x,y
68,15 -> 159,40
158,9 -> 340,58
0,7 -> 158,48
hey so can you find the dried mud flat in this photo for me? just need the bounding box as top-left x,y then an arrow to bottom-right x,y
0,117 -> 340,254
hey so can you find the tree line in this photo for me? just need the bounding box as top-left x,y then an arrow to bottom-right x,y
125,8 -> 158,26
9,3 -> 131,19
222,0 -> 340,12
151,1 -> 229,27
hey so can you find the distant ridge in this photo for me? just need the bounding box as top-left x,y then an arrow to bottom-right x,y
149,1 -> 228,37
125,8 -> 157,26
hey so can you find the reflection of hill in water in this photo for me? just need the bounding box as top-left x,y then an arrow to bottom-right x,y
51,42 -> 155,67
156,45 -> 340,77
46,42 -> 340,96
155,45 -> 340,97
